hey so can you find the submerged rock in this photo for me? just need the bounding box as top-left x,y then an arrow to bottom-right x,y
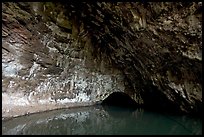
2,2 -> 202,118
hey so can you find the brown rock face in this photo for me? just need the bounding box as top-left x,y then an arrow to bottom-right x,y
2,2 -> 202,118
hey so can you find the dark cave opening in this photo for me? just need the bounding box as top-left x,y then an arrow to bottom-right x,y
101,92 -> 138,108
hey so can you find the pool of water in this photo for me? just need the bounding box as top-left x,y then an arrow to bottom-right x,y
2,105 -> 202,135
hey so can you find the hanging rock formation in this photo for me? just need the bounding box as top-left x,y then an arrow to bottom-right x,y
2,2 -> 202,118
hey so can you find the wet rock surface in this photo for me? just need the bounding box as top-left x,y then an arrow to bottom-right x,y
2,2 -> 202,118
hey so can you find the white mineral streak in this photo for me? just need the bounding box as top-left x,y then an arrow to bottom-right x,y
33,53 -> 39,60
182,50 -> 202,61
8,80 -> 16,88
47,46 -> 57,52
27,62 -> 40,79
168,83 -> 186,98
70,75 -> 75,91
41,34 -> 49,46
56,92 -> 90,103
41,34 -> 57,53
2,61 -> 24,77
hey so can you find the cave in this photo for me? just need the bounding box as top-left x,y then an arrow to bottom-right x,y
101,92 -> 138,108
2,2 -> 202,119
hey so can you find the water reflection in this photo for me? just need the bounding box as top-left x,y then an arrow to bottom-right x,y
2,105 -> 202,135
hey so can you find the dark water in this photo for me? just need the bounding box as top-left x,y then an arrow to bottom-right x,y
2,105 -> 202,135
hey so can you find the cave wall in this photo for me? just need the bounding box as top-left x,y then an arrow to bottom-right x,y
2,2 -> 202,118
2,2 -> 127,118
59,2 -> 202,114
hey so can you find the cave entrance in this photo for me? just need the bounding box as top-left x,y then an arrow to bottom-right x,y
101,92 -> 138,108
